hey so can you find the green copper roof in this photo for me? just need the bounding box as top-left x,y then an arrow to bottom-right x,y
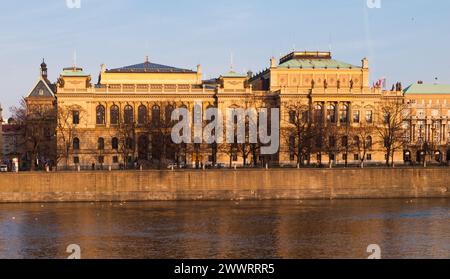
403,83 -> 450,95
61,67 -> 90,77
221,70 -> 247,78
278,59 -> 360,69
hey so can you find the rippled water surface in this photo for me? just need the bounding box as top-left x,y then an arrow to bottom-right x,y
0,199 -> 449,259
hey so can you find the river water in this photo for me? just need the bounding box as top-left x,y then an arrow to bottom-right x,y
0,199 -> 449,259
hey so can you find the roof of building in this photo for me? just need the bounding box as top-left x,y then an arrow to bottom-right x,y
278,51 -> 360,69
403,83 -> 450,95
61,67 -> 90,77
106,60 -> 195,74
221,70 -> 247,78
27,78 -> 56,98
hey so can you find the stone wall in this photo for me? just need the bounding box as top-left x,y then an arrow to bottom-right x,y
0,168 -> 449,203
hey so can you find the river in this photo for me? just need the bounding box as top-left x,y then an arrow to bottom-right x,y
0,199 -> 449,259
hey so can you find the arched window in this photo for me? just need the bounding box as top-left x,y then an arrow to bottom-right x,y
366,136 -> 373,149
111,137 -> 119,150
110,105 -> 119,125
152,105 -> 161,125
340,104 -> 349,124
327,104 -> 336,123
314,104 -> 323,123
96,105 -> 105,125
138,105 -> 148,125
98,138 -> 105,150
165,105 -> 174,125
73,138 -> 80,150
124,105 -> 134,125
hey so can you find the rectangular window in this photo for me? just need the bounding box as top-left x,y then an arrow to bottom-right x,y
113,156 -> 119,164
73,156 -> 80,164
366,154 -> 372,161
353,111 -> 360,123
98,156 -> 104,164
73,111 -> 80,125
354,154 -> 359,161
365,110 -> 373,123
341,154 -> 346,161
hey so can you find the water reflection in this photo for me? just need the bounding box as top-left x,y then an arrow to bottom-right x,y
0,199 -> 449,259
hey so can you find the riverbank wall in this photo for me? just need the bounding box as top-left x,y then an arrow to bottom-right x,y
0,168 -> 449,203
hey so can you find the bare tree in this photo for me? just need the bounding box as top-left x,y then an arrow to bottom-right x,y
56,105 -> 85,170
374,97 -> 409,167
351,124 -> 374,168
11,98 -> 56,170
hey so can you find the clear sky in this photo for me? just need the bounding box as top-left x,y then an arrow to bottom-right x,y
1,0 -> 450,117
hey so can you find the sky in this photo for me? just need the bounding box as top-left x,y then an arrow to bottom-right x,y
1,0 -> 450,117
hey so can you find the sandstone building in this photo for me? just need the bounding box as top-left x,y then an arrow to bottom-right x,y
23,52 -> 450,170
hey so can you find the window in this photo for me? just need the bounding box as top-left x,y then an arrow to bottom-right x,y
165,105 -> 175,125
124,105 -> 134,125
366,154 -> 372,161
138,105 -> 148,125
73,138 -> 80,150
73,156 -> 80,164
342,154 -> 347,161
327,104 -> 336,123
112,137 -> 119,150
340,104 -> 349,124
366,136 -> 373,149
112,156 -> 119,164
72,110 -> 80,125
354,154 -> 359,161
314,104 -> 323,123
289,110 -> 296,124
110,105 -> 119,125
98,138 -> 105,150
152,105 -> 161,125
365,110 -> 373,123
98,156 -> 104,164
96,105 -> 105,125
353,110 -> 360,123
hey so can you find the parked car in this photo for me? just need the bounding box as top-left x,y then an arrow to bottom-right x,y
0,165 -> 8,172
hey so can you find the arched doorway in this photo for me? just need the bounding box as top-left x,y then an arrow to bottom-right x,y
403,150 -> 411,163
416,150 -> 425,163
434,151 -> 442,163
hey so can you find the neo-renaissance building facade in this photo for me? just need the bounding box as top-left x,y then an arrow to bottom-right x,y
23,51 -> 450,170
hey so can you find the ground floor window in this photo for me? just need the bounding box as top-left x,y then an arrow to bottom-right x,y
342,154 -> 347,161
73,156 -> 79,164
354,154 -> 359,161
98,156 -> 104,164
113,156 -> 119,164
366,154 -> 372,161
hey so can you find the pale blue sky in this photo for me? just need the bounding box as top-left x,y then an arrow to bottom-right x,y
1,0 -> 450,116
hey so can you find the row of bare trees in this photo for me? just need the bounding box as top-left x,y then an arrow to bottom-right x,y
283,96 -> 409,168
10,95 -> 410,170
